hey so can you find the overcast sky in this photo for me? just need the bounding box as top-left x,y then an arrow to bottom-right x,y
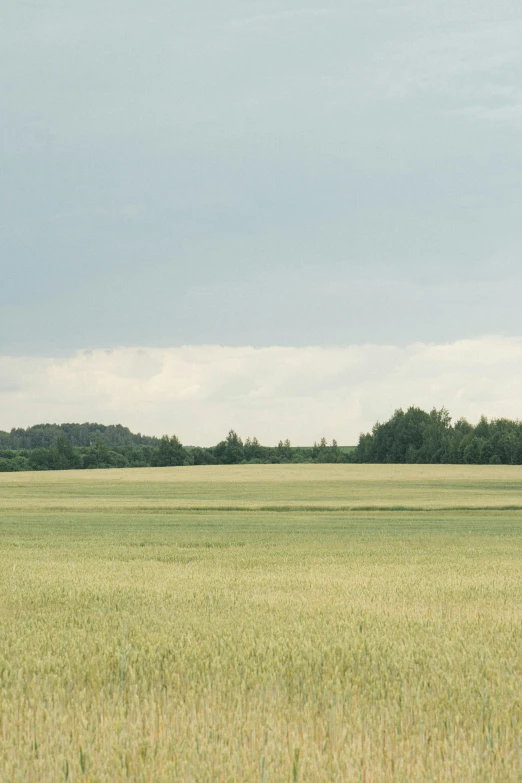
1,1 -> 521,438
2,338 -> 522,445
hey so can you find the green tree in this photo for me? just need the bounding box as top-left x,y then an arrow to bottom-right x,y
277,439 -> 292,462
152,435 -> 186,467
191,447 -> 217,465
84,436 -> 112,469
213,431 -> 245,464
244,436 -> 264,462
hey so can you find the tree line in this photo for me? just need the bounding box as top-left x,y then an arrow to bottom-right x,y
0,424 -> 347,472
2,407 -> 522,472
353,407 -> 522,464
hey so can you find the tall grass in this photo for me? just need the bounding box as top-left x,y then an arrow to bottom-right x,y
0,465 -> 521,781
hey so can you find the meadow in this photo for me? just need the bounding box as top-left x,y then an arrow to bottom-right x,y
1,465 -> 522,781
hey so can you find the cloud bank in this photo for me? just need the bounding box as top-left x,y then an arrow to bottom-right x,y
1,337 -> 521,445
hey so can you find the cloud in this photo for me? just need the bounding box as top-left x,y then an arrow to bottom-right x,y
3,0 -> 522,358
456,103 -> 522,126
1,337 -> 521,445
51,205 -> 148,222
226,9 -> 334,30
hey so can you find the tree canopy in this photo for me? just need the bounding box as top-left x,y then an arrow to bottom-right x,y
0,422 -> 343,471
2,406 -> 521,472
352,407 -> 522,465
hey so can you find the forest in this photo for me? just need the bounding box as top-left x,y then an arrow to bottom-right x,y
0,423 -> 344,471
1,406 -> 522,471
353,407 -> 522,465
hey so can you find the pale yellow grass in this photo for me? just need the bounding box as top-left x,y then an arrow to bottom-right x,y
1,465 -> 522,781
1,463 -> 522,511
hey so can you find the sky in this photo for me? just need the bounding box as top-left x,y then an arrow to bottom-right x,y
1,0 -> 521,442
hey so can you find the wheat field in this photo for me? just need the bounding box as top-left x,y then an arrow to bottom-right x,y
1,465 -> 522,781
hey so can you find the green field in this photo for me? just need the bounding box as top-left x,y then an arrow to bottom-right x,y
1,465 -> 522,781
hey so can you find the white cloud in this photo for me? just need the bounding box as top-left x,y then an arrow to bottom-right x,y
1,337 -> 522,445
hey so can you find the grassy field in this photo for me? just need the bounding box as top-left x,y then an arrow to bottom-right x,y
1,465 -> 522,781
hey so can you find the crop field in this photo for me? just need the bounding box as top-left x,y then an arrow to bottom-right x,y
1,465 -> 522,781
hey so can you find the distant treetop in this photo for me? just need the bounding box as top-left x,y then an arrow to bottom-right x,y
353,406 -> 522,465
